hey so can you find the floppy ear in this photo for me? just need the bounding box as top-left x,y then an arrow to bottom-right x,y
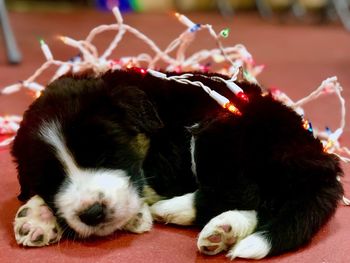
112,85 -> 164,134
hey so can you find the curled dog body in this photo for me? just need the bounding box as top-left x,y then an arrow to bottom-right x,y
12,70 -> 343,259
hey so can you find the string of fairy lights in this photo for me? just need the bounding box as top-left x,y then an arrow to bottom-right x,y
0,7 -> 348,204
0,7 -> 261,146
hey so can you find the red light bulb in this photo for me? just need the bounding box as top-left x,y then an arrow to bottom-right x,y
138,68 -> 147,75
131,67 -> 147,76
236,91 -> 249,102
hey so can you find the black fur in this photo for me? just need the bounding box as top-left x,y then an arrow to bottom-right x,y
12,69 -> 343,256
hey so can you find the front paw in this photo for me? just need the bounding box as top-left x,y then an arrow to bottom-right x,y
14,195 -> 62,247
150,193 -> 195,225
123,203 -> 153,234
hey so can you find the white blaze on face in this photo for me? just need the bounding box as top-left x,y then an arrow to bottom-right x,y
39,120 -> 142,237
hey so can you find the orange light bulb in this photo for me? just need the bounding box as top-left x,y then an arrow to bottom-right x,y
224,102 -> 242,116
324,140 -> 334,152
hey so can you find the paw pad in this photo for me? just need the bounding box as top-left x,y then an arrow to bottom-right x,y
31,228 -> 44,243
198,222 -> 238,255
17,207 -> 31,218
201,245 -> 219,252
19,223 -> 31,236
207,234 -> 222,243
220,224 -> 232,233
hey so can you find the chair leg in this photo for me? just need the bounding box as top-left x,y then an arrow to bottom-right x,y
216,0 -> 234,19
332,0 -> 350,30
291,1 -> 306,18
256,0 -> 273,18
0,0 -> 21,64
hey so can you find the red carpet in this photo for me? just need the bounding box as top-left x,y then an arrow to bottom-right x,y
0,9 -> 349,263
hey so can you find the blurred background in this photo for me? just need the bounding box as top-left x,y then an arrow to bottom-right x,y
2,0 -> 350,65
0,0 -> 349,89
1,0 -> 350,118
4,0 -> 350,28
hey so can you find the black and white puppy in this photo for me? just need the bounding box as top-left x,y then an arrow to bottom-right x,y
12,70 -> 343,260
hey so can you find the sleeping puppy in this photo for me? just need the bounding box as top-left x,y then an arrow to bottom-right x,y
12,69 -> 343,259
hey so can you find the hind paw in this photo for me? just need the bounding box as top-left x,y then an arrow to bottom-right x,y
197,210 -> 257,255
198,222 -> 237,255
14,195 -> 62,247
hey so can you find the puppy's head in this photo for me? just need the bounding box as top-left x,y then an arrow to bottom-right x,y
13,77 -> 163,238
54,164 -> 142,238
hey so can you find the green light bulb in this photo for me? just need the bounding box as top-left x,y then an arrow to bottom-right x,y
220,28 -> 230,38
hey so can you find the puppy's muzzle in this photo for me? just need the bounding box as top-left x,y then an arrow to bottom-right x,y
78,202 -> 106,226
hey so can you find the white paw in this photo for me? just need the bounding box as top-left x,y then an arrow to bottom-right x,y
123,203 -> 153,234
227,233 -> 271,260
150,193 -> 195,226
197,210 -> 257,256
14,195 -> 62,247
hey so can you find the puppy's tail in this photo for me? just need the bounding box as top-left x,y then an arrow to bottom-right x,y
229,154 -> 344,260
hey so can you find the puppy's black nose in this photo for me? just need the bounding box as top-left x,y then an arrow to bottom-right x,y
79,202 -> 106,226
